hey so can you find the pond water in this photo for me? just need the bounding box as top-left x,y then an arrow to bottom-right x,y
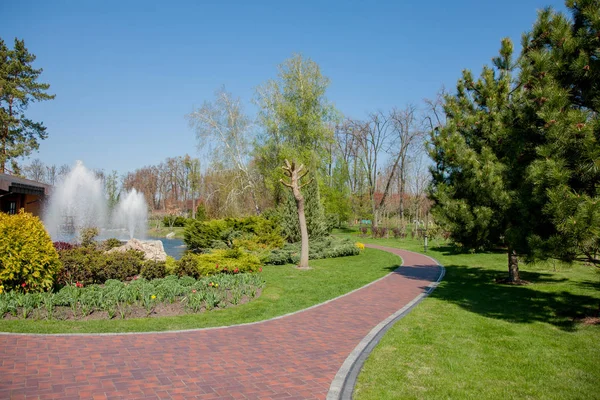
155,237 -> 186,260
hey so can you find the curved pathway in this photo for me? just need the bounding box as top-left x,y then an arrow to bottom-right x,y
0,245 -> 442,400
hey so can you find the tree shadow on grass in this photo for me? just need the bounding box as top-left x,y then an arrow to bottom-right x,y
430,264 -> 600,331
431,245 -> 507,257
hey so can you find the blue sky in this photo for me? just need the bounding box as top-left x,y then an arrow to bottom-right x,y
1,0 -> 566,175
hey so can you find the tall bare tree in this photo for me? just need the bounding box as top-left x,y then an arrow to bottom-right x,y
188,87 -> 260,214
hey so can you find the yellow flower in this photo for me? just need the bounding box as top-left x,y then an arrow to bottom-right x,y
355,242 -> 365,251
215,283 -> 219,288
151,295 -> 156,299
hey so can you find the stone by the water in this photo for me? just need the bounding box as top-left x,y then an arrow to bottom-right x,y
107,238 -> 167,262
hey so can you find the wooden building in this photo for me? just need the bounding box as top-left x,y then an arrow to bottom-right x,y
0,173 -> 52,217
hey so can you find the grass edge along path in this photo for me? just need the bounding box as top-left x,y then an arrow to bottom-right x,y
339,233 -> 600,400
0,247 -> 399,334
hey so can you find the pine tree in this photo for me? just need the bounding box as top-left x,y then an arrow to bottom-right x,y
520,0 -> 600,263
0,38 -> 55,174
429,1 -> 600,280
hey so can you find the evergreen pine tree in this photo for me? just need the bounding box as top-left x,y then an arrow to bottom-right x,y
0,38 -> 55,174
429,1 -> 600,280
520,0 -> 600,262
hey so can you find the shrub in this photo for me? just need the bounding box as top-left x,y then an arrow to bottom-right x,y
175,249 -> 261,277
56,248 -> 145,285
0,211 -> 62,292
174,254 -> 201,279
80,227 -> 99,247
53,241 -> 76,251
265,237 -> 360,265
165,256 -> 177,275
97,250 -> 145,282
184,219 -> 227,252
195,203 -> 207,221
163,215 -> 188,227
56,247 -> 101,286
359,226 -> 368,236
141,260 -> 168,280
101,238 -> 123,251
371,227 -> 388,239
184,216 -> 284,253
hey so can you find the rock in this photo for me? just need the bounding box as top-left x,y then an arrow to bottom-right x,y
107,238 -> 167,262
166,232 -> 175,239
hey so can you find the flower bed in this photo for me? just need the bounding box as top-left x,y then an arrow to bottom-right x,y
0,273 -> 264,320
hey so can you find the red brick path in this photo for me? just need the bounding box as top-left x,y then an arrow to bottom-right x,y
0,246 -> 441,400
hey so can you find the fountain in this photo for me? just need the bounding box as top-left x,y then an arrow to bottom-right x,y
43,161 -> 148,242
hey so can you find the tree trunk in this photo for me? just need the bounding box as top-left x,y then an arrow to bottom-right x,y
250,190 -> 261,215
296,193 -> 309,269
508,248 -> 520,282
281,160 -> 310,269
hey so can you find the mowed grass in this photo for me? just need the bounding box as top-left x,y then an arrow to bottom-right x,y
335,230 -> 600,400
147,225 -> 185,239
0,248 -> 399,334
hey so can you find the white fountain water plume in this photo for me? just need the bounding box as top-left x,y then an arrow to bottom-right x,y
43,161 -> 148,242
112,189 -> 148,239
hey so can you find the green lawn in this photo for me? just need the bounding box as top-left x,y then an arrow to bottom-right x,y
0,247 -> 399,334
147,225 -> 185,239
335,230 -> 600,400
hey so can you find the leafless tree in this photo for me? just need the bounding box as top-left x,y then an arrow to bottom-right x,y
23,158 -> 46,182
187,87 -> 261,214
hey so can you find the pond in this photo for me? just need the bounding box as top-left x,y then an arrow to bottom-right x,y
155,237 -> 186,260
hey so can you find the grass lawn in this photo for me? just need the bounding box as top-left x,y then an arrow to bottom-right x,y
0,247 -> 399,334
334,229 -> 600,400
147,225 -> 185,239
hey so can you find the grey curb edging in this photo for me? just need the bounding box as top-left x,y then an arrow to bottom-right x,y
0,250 -> 405,337
327,248 -> 445,400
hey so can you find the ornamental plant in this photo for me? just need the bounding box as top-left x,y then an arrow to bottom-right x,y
0,210 -> 61,292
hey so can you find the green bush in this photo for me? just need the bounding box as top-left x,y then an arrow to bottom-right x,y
184,219 -> 227,251
97,250 -> 145,282
79,227 -> 99,247
266,236 -> 360,265
101,238 -> 123,251
175,248 -> 261,277
56,247 -> 100,286
0,211 -> 62,293
195,203 -> 207,221
56,248 -> 145,285
165,256 -> 177,275
141,260 -> 168,280
184,216 -> 283,253
163,215 -> 188,227
174,254 -> 201,279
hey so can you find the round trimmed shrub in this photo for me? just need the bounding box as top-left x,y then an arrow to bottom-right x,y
0,211 -> 61,292
141,260 -> 168,280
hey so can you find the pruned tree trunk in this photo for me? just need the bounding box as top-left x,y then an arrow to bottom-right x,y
508,248 -> 520,282
296,192 -> 309,268
281,159 -> 312,269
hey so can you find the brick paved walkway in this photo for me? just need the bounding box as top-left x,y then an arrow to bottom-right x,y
0,245 -> 441,400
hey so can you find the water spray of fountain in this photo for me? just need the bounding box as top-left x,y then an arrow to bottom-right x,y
43,161 -> 148,242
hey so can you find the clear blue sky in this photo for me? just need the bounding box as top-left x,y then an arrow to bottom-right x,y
1,0 -> 566,175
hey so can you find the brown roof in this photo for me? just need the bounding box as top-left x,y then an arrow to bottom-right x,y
0,173 -> 52,196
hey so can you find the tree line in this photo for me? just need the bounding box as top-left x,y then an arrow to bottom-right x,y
18,56 -> 431,229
